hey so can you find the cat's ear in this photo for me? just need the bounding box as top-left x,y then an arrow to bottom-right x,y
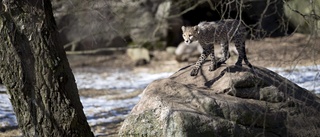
181,26 -> 185,31
193,26 -> 199,34
193,26 -> 198,31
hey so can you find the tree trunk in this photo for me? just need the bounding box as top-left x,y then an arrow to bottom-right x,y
0,1 -> 93,136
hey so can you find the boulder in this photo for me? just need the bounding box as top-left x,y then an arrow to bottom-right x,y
126,48 -> 150,66
175,42 -> 239,62
175,41 -> 202,62
166,47 -> 177,55
284,0 -> 320,35
52,0 -> 178,50
119,62 -> 320,137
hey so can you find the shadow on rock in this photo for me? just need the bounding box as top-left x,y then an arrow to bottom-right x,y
119,62 -> 320,137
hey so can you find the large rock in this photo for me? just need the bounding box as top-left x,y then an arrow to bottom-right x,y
126,48 -> 150,66
175,41 -> 202,62
284,0 -> 320,35
52,0 -> 179,50
119,63 -> 320,136
174,42 -> 239,62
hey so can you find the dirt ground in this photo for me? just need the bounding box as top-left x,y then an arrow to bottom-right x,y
1,33 -> 320,136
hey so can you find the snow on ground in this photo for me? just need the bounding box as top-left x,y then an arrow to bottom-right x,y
75,71 -> 173,90
269,65 -> 320,93
0,65 -> 319,130
77,71 -> 173,126
81,96 -> 139,126
0,71 -> 173,129
0,93 -> 17,128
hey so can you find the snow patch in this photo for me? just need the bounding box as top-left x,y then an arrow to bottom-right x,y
269,65 -> 320,93
74,71 -> 173,90
0,71 -> 172,130
0,93 -> 17,128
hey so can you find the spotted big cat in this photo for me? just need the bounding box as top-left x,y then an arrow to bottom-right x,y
181,19 -> 252,76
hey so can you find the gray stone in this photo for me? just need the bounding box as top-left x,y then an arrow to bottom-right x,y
52,0 -> 175,50
284,0 -> 320,35
166,47 -> 177,54
175,42 -> 239,62
119,62 -> 320,137
175,41 -> 202,62
126,48 -> 150,65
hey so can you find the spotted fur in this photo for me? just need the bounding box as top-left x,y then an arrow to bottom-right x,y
181,19 -> 252,76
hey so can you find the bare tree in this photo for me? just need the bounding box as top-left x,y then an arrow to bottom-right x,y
0,0 -> 93,136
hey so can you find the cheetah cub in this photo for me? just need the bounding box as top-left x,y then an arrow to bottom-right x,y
181,19 -> 252,76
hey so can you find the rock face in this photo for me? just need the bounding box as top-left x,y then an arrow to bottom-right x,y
126,48 -> 150,66
175,41 -> 202,62
52,0 -> 179,50
284,0 -> 320,35
119,62 -> 320,137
